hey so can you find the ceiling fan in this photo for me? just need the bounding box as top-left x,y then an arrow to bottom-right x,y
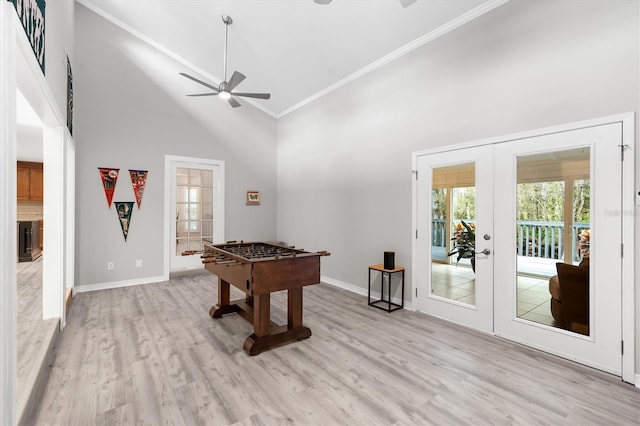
314,0 -> 417,7
180,15 -> 270,108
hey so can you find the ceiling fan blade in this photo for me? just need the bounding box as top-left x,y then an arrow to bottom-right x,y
187,93 -> 218,97
226,71 -> 246,91
227,97 -> 242,108
398,0 -> 417,7
231,92 -> 271,100
179,73 -> 219,92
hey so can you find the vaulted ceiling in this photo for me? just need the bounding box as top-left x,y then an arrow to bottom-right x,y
77,0 -> 508,117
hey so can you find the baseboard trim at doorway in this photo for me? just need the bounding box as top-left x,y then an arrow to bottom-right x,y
75,275 -> 166,293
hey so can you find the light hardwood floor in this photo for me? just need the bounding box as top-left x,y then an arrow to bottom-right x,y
17,257 -> 58,424
33,269 -> 639,425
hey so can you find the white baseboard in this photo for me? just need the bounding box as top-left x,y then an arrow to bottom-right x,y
321,275 -> 412,310
75,275 -> 166,293
635,374 -> 640,388
76,273 -> 413,311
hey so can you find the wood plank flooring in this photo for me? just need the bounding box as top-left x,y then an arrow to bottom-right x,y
17,257 -> 59,424
33,269 -> 639,425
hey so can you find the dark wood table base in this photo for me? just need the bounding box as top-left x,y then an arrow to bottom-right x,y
209,279 -> 311,355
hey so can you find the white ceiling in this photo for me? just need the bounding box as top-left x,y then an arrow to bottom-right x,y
78,0 -> 507,118
17,89 -> 43,162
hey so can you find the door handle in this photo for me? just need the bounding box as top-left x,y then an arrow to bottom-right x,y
475,248 -> 491,255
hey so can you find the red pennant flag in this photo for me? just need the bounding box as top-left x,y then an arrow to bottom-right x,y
98,168 -> 119,208
129,170 -> 148,209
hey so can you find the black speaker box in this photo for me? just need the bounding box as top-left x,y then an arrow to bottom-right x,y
384,251 -> 395,270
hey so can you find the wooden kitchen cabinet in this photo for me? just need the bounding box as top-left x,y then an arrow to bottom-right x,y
17,165 -> 31,201
17,161 -> 43,201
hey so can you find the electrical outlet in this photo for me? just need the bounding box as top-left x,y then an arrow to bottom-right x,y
136,259 -> 142,268
107,262 -> 114,270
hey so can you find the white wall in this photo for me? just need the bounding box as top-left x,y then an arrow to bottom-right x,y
73,4 -> 278,288
277,0 -> 639,365
0,4 -> 18,423
44,0 -> 74,122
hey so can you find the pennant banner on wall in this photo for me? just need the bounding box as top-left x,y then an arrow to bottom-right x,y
129,169 -> 149,208
10,0 -> 46,74
67,56 -> 73,135
115,202 -> 134,241
98,168 -> 119,208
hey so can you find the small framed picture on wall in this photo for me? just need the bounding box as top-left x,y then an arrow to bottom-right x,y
246,191 -> 260,205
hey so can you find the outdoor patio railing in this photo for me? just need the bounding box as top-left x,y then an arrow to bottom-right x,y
432,219 -> 589,262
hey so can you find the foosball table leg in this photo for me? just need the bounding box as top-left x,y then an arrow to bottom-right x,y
288,287 -> 303,330
209,279 -> 235,318
218,278 -> 230,306
253,293 -> 271,337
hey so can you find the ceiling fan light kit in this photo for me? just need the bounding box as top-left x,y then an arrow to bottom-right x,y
180,15 -> 271,108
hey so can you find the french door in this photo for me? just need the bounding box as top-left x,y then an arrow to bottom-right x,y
493,123 -> 622,375
415,145 -> 494,332
165,155 -> 225,272
414,121 -> 630,377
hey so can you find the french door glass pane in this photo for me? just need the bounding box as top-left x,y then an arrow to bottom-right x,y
202,220 -> 213,239
176,204 -> 188,222
189,169 -> 201,186
188,204 -> 200,221
202,188 -> 213,203
177,186 -> 188,203
188,239 -> 203,251
176,168 -> 189,185
176,221 -> 189,238
202,203 -> 213,219
189,187 -> 201,203
202,169 -> 213,187
431,162 -> 476,306
515,147 -> 591,335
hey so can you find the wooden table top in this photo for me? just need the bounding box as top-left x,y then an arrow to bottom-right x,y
369,264 -> 405,273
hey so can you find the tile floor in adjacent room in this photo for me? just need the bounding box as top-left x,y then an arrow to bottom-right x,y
431,262 -> 555,326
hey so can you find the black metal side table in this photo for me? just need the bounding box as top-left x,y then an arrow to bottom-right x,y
368,264 -> 405,312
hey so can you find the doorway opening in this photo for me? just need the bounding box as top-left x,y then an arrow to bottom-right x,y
165,155 -> 225,274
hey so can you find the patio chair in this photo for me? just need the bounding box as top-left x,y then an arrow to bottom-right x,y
548,256 -> 589,335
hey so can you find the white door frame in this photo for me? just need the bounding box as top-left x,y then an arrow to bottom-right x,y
0,4 -> 18,424
411,113 -> 635,383
163,155 -> 225,278
1,3 -> 74,423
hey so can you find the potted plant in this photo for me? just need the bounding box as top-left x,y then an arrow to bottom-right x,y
447,220 -> 476,272
577,228 -> 590,258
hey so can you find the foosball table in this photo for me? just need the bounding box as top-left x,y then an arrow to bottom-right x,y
202,241 -> 330,355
